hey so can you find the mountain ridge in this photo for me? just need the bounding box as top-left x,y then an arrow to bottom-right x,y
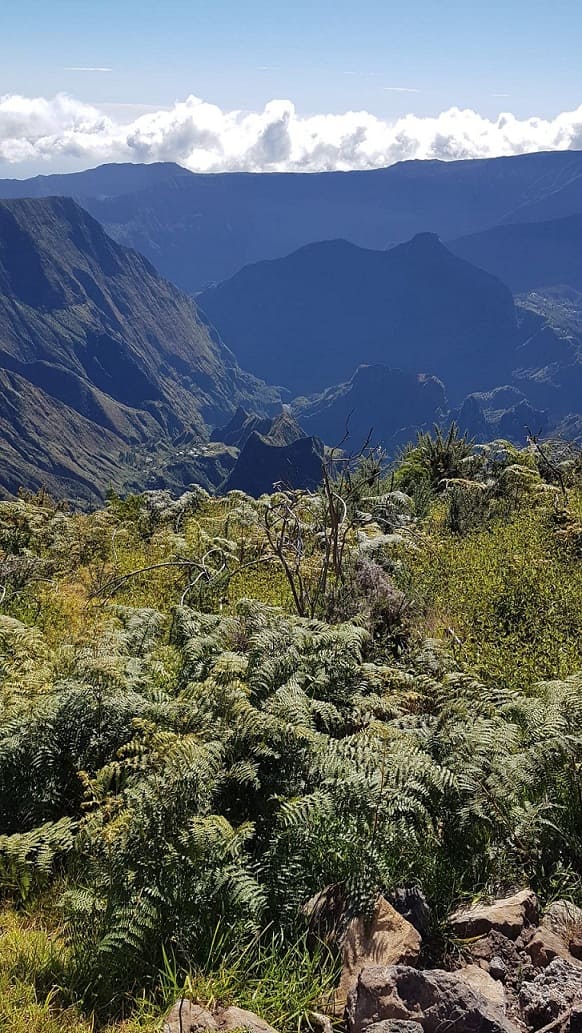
0,196 -> 276,502
198,232 -> 520,400
449,213 -> 582,293
3,150 -> 582,291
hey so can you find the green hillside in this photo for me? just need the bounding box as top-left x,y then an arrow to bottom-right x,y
0,431 -> 581,1031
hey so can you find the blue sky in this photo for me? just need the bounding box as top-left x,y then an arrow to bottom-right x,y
2,0 -> 582,176
2,0 -> 581,120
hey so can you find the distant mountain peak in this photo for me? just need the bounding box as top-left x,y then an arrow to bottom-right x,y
199,231 -> 518,400
407,231 -> 443,247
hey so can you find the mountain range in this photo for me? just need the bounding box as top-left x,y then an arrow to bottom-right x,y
0,150 -> 581,500
2,150 -> 582,293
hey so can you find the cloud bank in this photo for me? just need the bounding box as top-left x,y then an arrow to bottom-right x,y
2,92 -> 582,173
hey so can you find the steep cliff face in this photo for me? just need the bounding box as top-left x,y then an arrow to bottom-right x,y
0,197 -> 275,501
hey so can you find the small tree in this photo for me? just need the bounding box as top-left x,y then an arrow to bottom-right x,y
395,423 -> 474,495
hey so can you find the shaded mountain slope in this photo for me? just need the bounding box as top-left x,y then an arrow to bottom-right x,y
0,368 -> 135,502
449,214 -> 582,293
199,234 -> 519,400
0,197 -> 275,501
212,408 -> 305,450
500,173 -> 582,225
3,151 -> 582,291
294,365 -> 447,453
223,412 -> 324,495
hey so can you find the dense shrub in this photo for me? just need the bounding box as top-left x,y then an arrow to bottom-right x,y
0,444 -> 580,1021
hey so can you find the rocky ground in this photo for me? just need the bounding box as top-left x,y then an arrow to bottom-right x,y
164,890 -> 582,1033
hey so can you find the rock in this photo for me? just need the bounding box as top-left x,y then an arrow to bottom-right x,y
525,900 -> 582,969
367,1022 -> 423,1033
467,930 -> 536,1002
303,884 -> 346,946
456,965 -> 506,1012
302,1012 -> 334,1033
469,933 -> 516,965
450,890 -> 538,940
387,888 -> 431,938
339,897 -> 422,1002
570,1004 -> 582,1033
163,1002 -> 279,1033
346,965 -> 519,1033
571,935 -> 582,961
526,927 -> 573,969
489,957 -> 507,983
220,1007 -> 279,1033
164,1002 -> 218,1033
542,901 -> 582,938
519,958 -> 582,1030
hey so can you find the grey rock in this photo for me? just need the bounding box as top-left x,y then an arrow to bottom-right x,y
489,957 -> 507,983
456,965 -> 506,1012
346,964 -> 519,1033
387,888 -> 431,938
220,1006 -> 279,1033
519,958 -> 582,1030
164,1002 -> 218,1033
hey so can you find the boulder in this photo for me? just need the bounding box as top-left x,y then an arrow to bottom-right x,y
450,890 -> 538,940
220,1007 -> 279,1033
542,901 -> 582,939
525,900 -> 582,969
346,965 -> 519,1033
339,898 -> 422,1002
526,927 -> 574,969
163,1002 -> 279,1033
519,958 -> 582,1030
164,1002 -> 218,1033
387,888 -> 431,938
467,930 -> 534,990
456,965 -> 506,1012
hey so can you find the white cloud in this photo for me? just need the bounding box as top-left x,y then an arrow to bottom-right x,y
384,87 -> 420,93
63,67 -> 112,73
1,91 -> 582,173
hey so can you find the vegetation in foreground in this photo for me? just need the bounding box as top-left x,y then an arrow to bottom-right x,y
0,430 -> 581,1031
